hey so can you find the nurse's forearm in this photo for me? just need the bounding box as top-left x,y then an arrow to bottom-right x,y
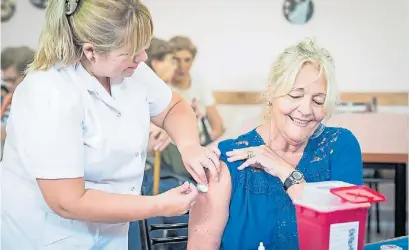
65,190 -> 165,223
39,178 -> 165,223
163,102 -> 201,149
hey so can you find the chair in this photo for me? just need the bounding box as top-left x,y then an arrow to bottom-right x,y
337,98 -> 392,241
138,116 -> 213,249
139,185 -> 189,250
363,164 -> 394,242
138,218 -> 188,250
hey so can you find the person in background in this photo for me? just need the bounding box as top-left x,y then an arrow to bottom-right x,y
1,46 -> 35,158
145,37 -> 178,155
1,0 -> 220,249
128,37 -> 181,250
169,36 -> 224,143
187,38 -> 363,250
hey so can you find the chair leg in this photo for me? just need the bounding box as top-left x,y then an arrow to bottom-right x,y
373,170 -> 382,234
374,184 -> 381,234
366,183 -> 372,239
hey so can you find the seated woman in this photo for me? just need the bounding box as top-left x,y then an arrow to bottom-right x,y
187,38 -> 363,250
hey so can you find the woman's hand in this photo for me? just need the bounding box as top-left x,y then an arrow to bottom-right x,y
148,124 -> 172,153
157,182 -> 199,217
191,98 -> 204,120
179,144 -> 221,184
226,145 -> 294,183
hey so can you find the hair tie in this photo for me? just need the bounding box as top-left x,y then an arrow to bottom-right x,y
65,0 -> 80,15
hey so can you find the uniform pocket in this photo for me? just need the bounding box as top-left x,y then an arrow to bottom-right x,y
43,212 -> 72,246
42,211 -> 96,249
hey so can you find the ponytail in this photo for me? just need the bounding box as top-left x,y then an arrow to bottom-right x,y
27,0 -> 80,72
27,0 -> 153,73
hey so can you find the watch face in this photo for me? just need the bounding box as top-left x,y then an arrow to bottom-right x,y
292,171 -> 304,181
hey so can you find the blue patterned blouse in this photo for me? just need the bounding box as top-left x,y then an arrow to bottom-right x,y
218,124 -> 363,250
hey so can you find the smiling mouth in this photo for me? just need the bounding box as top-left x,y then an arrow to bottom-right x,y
288,116 -> 312,126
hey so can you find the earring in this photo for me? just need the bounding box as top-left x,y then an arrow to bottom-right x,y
267,101 -> 272,106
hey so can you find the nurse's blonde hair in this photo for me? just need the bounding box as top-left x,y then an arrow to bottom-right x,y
262,38 -> 338,121
28,0 -> 153,72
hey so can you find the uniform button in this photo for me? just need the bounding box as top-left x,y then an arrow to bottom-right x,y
95,92 -> 99,96
135,152 -> 140,157
117,112 -> 121,117
131,186 -> 135,191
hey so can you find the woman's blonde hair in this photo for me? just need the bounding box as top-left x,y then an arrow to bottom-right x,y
262,38 -> 338,121
28,0 -> 153,72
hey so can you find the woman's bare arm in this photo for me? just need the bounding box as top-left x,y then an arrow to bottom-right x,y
187,163 -> 232,250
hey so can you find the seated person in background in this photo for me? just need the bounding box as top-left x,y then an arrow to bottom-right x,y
169,36 -> 224,144
128,37 -> 187,250
1,46 -> 35,158
145,37 -> 177,158
187,38 -> 363,250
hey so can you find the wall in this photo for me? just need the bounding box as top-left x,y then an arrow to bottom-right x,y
142,0 -> 409,128
3,0 -> 409,93
2,0 -> 408,141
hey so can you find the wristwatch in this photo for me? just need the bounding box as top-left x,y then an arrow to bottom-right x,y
283,170 -> 304,191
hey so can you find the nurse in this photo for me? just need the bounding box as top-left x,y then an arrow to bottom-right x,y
1,0 -> 220,250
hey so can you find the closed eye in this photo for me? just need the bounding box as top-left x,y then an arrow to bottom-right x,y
288,94 -> 303,99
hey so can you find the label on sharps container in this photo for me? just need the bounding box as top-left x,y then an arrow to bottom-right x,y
328,221 -> 359,250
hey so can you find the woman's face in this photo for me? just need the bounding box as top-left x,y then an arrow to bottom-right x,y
152,53 -> 177,83
272,63 -> 327,145
86,45 -> 148,79
173,49 -> 194,82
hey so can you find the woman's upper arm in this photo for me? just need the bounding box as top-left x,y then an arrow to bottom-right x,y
135,62 -> 172,117
12,73 -> 85,213
188,163 -> 232,250
330,129 -> 363,185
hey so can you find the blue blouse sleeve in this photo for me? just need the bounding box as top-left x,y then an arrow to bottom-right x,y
218,139 -> 240,192
330,128 -> 363,185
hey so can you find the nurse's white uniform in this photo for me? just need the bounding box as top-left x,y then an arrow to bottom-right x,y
1,62 -> 172,250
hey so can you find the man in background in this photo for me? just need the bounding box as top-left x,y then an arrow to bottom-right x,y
1,46 -> 35,158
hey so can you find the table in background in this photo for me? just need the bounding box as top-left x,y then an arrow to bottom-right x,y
364,236 -> 408,250
327,113 -> 408,237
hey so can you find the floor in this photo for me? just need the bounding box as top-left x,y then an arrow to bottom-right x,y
366,209 -> 408,244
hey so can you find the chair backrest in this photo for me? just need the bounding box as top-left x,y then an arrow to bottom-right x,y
138,213 -> 189,250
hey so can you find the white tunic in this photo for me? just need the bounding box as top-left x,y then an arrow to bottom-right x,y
1,62 -> 172,250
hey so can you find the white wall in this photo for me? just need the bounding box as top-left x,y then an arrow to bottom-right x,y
1,1 -> 45,50
144,0 -> 409,92
3,0 -> 409,92
2,0 -> 408,128
142,0 -> 409,128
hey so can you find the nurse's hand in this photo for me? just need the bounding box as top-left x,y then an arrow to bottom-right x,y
179,145 -> 221,184
158,182 -> 199,216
